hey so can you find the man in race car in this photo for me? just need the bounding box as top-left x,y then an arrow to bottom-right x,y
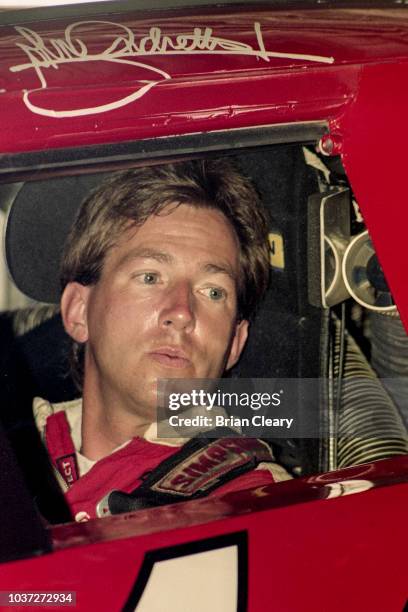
33,158 -> 291,522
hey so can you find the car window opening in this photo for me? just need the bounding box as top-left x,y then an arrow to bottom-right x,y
0,142 -> 407,529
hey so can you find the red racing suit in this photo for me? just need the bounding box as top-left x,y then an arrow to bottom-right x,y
34,397 -> 292,522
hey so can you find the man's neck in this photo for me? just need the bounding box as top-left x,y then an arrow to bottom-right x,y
80,378 -> 152,461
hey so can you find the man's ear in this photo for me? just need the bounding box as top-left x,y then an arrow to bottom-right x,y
60,282 -> 91,343
226,319 -> 249,370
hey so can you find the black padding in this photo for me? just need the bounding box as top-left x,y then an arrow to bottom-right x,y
5,174 -> 104,303
0,313 -> 74,524
232,146 -> 322,379
0,418 -> 52,562
16,314 -> 78,403
231,146 -> 324,474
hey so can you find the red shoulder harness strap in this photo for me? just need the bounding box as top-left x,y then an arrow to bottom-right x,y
97,428 -> 274,516
45,412 -> 79,488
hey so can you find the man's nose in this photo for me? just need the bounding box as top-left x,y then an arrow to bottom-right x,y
159,281 -> 196,332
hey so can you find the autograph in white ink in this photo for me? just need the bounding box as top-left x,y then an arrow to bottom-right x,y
9,20 -> 334,118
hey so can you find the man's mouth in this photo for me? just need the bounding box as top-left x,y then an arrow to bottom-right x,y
149,347 -> 191,369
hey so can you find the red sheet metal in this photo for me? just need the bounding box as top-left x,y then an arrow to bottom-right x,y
0,8 -> 407,153
0,456 -> 407,611
338,60 -> 408,329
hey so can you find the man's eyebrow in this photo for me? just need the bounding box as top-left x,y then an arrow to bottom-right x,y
202,262 -> 237,283
117,249 -> 236,281
118,248 -> 174,267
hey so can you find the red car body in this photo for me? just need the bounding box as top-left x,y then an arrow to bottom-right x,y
0,2 -> 407,610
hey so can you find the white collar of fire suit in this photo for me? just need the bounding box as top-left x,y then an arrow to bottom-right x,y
33,397 -> 235,477
33,396 -> 187,477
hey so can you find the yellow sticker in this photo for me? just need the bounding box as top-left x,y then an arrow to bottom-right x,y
268,232 -> 285,269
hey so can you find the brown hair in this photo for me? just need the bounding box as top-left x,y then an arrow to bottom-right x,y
60,158 -> 270,386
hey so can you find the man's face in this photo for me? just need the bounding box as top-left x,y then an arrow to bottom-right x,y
62,203 -> 248,424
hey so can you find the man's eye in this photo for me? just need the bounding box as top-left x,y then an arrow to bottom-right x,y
140,272 -> 158,284
204,287 -> 226,301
